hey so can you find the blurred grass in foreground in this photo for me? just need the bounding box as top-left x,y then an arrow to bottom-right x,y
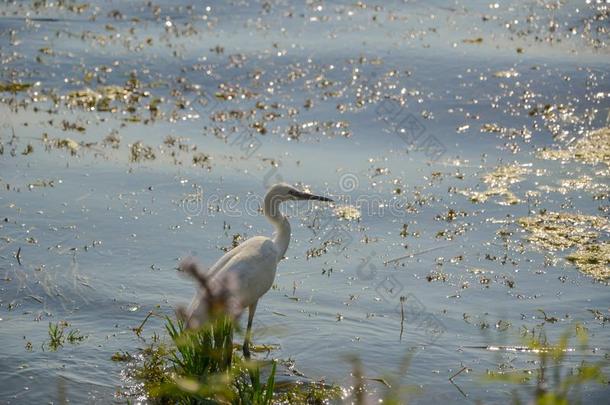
486,323 -> 608,405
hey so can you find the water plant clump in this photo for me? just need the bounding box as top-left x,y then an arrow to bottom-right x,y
0,82 -> 32,92
130,141 -> 156,162
518,211 -> 610,280
45,321 -> 86,351
459,164 -> 530,205
333,205 -> 361,221
124,315 -> 273,403
122,261 -> 341,404
538,175 -> 610,200
518,211 -> 609,251
124,314 -> 341,404
166,316 -> 234,383
273,381 -> 342,404
538,126 -> 610,167
566,242 -> 610,281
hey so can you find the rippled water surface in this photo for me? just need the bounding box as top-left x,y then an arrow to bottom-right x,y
1,1 -> 609,403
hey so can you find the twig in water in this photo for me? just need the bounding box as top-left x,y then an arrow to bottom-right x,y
28,295 -> 43,303
16,247 -> 22,265
450,379 -> 468,398
399,296 -> 406,341
449,366 -> 470,398
537,309 -> 558,323
449,366 -> 468,381
384,244 -> 454,265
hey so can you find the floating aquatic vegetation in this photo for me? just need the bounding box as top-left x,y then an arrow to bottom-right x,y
66,85 -> 130,110
426,270 -> 448,282
493,69 -> 519,78
28,179 -> 55,189
537,126 -> 610,167
459,164 -> 530,205
286,120 -> 351,140
61,119 -> 86,132
274,380 -> 342,404
21,144 -> 33,155
221,233 -> 244,252
0,82 -> 32,92
42,133 -> 79,155
45,321 -> 86,351
65,76 -> 149,116
215,83 -> 258,101
480,123 -> 502,133
192,152 -> 211,169
566,242 -> 610,281
305,239 -> 342,259
435,208 -> 467,222
211,109 -> 253,123
334,205 -> 361,221
480,123 -> 531,141
528,102 -> 582,140
482,165 -> 529,188
519,211 -> 610,281
129,141 -> 156,162
518,211 -> 609,251
538,175 -> 609,200
111,351 -> 133,362
102,131 -> 121,148
435,221 -> 472,240
588,309 -> 610,323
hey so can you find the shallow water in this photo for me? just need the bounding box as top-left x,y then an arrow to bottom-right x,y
1,1 -> 609,403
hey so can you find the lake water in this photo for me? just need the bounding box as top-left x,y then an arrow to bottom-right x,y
1,1 -> 609,403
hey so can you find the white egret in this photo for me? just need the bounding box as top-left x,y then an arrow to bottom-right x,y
180,183 -> 333,358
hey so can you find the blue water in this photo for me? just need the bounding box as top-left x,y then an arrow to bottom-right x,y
1,1 -> 609,403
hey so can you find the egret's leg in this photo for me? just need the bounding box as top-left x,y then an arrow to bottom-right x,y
243,301 -> 258,359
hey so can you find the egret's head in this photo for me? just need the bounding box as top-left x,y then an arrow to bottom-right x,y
267,182 -> 333,203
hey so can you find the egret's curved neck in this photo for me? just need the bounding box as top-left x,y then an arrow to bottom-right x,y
264,193 -> 291,262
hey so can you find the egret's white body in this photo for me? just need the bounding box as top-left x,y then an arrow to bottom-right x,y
182,183 -> 332,357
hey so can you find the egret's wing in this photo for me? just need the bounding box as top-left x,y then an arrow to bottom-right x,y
208,236 -> 278,277
206,244 -> 242,278
212,236 -> 279,307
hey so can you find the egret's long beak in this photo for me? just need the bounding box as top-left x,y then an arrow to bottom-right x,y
295,191 -> 334,202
